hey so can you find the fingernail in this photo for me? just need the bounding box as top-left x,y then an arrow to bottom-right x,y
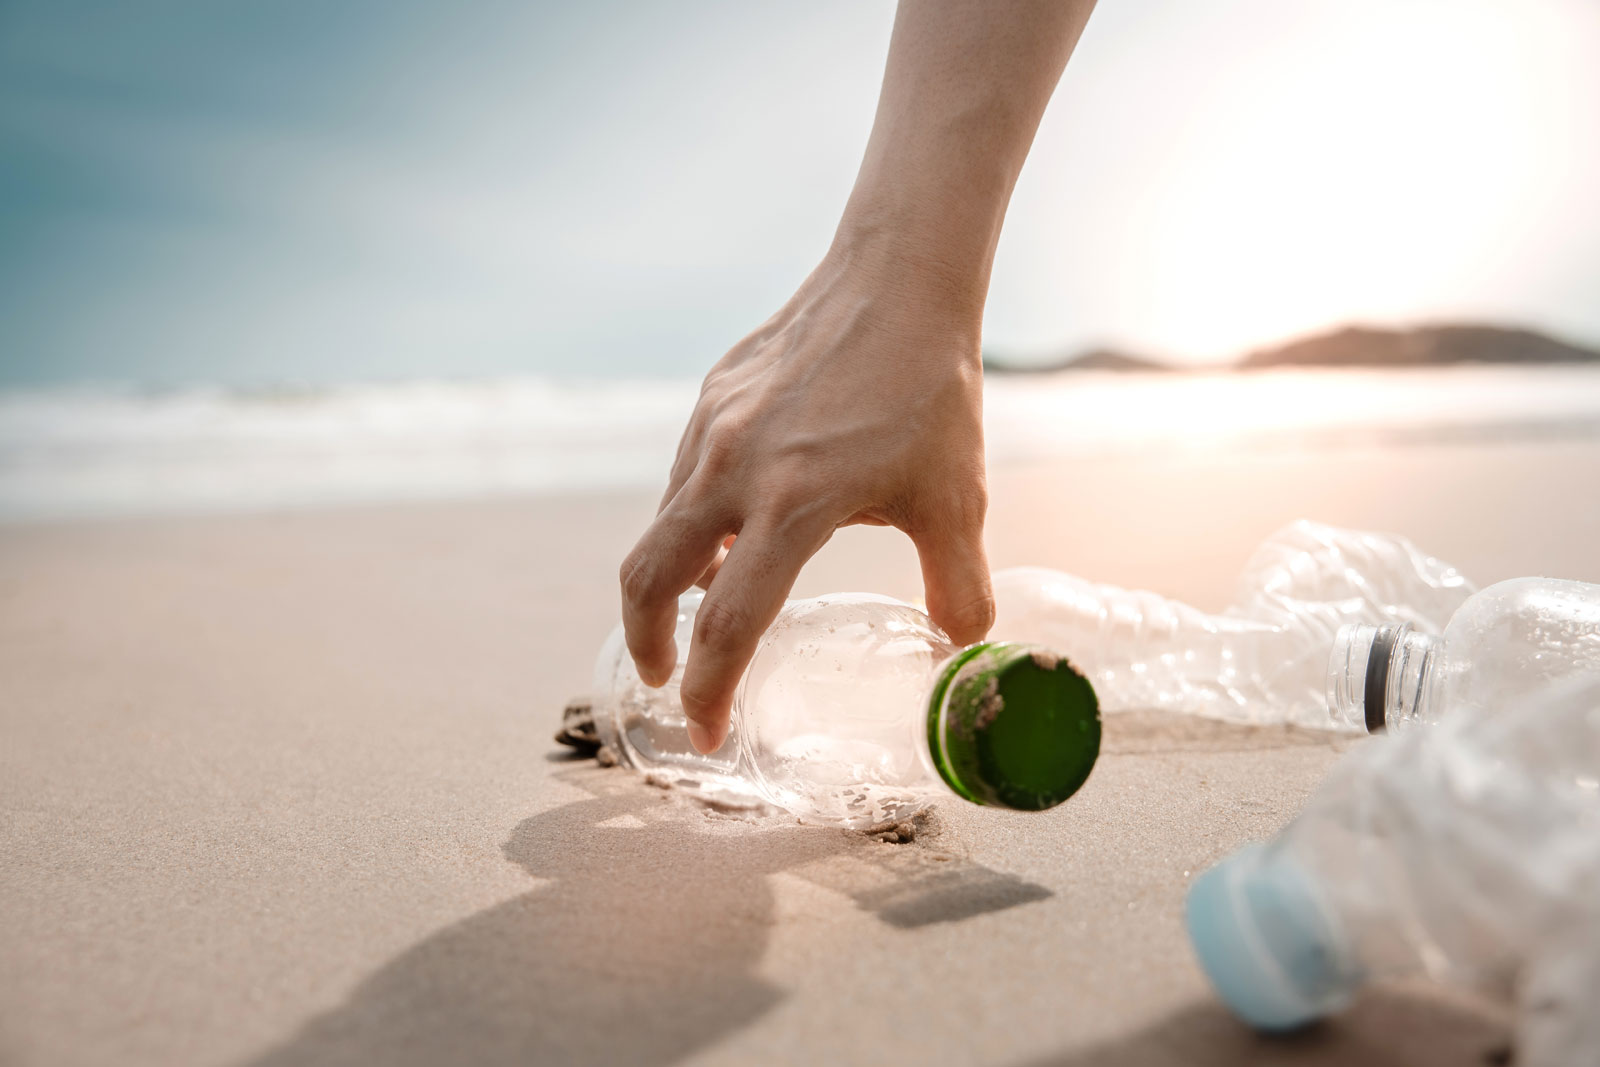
686,721 -> 722,754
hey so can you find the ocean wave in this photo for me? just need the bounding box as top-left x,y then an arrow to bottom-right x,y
2,367 -> 1599,521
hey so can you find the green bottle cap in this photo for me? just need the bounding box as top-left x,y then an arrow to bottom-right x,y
926,642 -> 1101,811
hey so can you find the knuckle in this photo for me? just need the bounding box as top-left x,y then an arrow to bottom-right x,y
765,465 -> 835,530
715,408 -> 755,439
766,485 -> 820,530
950,483 -> 989,534
699,433 -> 738,478
678,681 -> 716,719
969,482 -> 990,519
947,592 -> 996,637
694,597 -> 748,655
698,411 -> 760,476
618,552 -> 656,607
677,668 -> 733,724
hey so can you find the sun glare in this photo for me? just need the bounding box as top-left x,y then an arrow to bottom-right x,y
1149,7 -> 1574,356
993,1 -> 1600,363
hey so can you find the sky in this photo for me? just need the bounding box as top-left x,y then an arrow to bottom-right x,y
3,0 -> 1599,387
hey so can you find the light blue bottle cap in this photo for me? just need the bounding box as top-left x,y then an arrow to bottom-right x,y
1185,843 -> 1359,1032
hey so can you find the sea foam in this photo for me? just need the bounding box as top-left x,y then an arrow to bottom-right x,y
2,367 -> 1598,522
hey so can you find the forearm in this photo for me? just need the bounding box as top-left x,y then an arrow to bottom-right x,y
623,0 -> 1097,747
830,0 -> 1098,322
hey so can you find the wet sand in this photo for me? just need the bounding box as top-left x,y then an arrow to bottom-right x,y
5,435 -> 1599,1065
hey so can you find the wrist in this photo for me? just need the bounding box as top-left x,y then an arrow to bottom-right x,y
823,197 -> 994,334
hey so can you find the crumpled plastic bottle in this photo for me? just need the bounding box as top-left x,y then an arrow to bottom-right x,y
1186,674 -> 1600,1066
990,520 -> 1475,730
590,591 -> 1101,826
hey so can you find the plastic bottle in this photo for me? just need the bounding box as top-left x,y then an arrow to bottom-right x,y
1328,576 -> 1600,733
590,591 -> 1101,827
989,520 -> 1474,730
1185,674 -> 1600,1067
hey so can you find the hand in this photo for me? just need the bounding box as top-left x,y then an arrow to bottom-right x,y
618,0 -> 1098,753
619,249 -> 994,753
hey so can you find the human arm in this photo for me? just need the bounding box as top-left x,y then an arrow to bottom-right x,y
620,0 -> 1099,753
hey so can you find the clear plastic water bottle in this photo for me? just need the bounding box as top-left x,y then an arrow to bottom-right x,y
1328,576 -> 1600,733
590,591 -> 1101,827
1185,674 -> 1600,1066
990,521 -> 1474,730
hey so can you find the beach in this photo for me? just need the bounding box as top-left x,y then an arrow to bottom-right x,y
9,0 -> 1600,1058
5,430 -> 1600,1066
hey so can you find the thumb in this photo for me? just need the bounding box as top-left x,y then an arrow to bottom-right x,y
912,522 -> 995,646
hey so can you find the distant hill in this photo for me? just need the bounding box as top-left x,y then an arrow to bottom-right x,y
983,347 -> 1175,374
981,323 -> 1599,375
1239,324 -> 1600,369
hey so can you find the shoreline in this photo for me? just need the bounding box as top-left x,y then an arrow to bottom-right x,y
5,364 -> 1600,525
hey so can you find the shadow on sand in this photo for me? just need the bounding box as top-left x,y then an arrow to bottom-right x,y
246,764 -> 1051,1067
1013,995 -> 1510,1067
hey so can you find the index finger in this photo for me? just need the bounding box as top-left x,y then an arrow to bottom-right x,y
619,498 -> 729,687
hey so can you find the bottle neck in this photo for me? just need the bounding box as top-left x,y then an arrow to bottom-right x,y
1327,623 -> 1437,732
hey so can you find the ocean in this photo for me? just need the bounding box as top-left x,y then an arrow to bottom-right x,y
3,365 -> 1599,523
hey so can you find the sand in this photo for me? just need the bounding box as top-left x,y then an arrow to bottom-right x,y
5,435 -> 1600,1066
